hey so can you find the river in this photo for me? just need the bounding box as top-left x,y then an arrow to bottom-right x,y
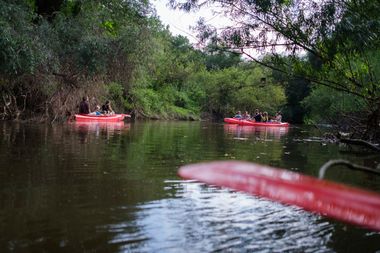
0,121 -> 379,252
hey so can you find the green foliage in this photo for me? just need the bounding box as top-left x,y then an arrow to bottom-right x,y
106,82 -> 125,110
0,0 -> 290,122
77,37 -> 109,74
131,87 -> 163,116
185,64 -> 286,118
169,0 -> 380,138
302,85 -> 366,124
60,0 -> 82,17
0,0 -> 157,120
127,31 -> 286,120
282,75 -> 312,124
204,44 -> 242,70
0,1 -> 40,76
107,82 -> 124,100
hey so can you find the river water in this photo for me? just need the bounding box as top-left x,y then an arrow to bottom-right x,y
0,121 -> 379,252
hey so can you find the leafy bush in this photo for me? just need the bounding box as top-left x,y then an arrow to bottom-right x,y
302,85 -> 366,124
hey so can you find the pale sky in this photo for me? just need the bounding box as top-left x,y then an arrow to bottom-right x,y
151,1 -> 287,56
152,1 -> 228,44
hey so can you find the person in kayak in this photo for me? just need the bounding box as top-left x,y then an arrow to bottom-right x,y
101,100 -> 115,115
89,105 -> 102,116
253,109 -> 262,122
262,112 -> 269,122
243,111 -> 251,119
79,96 -> 90,114
273,112 -> 282,122
234,111 -> 242,119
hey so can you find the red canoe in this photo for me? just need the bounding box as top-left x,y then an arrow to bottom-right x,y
178,161 -> 380,231
224,118 -> 289,127
75,114 -> 131,122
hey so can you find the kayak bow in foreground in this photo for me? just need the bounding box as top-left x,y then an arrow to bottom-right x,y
178,161 -> 380,231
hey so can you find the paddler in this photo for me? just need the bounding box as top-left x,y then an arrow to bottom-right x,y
101,100 -> 115,115
253,109 -> 262,122
79,96 -> 90,114
242,111 -> 251,119
234,111 -> 242,119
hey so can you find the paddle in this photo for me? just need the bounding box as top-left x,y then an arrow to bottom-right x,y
178,161 -> 380,231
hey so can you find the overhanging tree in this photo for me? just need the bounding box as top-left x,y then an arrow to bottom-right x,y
0,0 -> 155,120
169,0 -> 380,141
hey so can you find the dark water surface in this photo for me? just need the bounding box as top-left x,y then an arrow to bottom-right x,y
0,121 -> 379,252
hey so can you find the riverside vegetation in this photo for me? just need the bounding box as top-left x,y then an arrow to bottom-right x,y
1,0 -> 380,143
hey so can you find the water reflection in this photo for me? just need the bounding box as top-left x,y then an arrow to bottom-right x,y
1,122 -> 380,252
224,124 -> 289,140
72,122 -> 129,143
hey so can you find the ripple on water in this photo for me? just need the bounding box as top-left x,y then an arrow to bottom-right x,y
106,181 -> 334,252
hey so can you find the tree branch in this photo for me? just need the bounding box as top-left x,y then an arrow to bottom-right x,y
319,159 -> 380,179
339,137 -> 380,152
240,49 -> 369,100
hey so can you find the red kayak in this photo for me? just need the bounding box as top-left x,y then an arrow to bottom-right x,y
224,118 -> 289,127
224,118 -> 242,124
178,161 -> 380,231
75,114 -> 131,122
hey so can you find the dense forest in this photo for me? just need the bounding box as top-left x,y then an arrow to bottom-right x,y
1,0 -> 380,141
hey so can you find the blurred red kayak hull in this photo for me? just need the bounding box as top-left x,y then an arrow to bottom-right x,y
179,161 -> 380,231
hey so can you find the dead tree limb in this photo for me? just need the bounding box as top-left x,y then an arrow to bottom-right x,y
319,159 -> 380,179
339,138 -> 380,152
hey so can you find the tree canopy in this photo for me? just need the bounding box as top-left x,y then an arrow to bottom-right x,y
0,0 -> 287,122
3,0 -> 379,142
169,0 -> 380,140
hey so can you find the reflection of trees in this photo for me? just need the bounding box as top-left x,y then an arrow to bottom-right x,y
0,122 -> 143,252
0,121 -> 227,211
223,124 -> 288,163
1,122 -> 379,251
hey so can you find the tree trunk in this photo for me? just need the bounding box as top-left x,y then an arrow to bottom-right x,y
364,101 -> 380,141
